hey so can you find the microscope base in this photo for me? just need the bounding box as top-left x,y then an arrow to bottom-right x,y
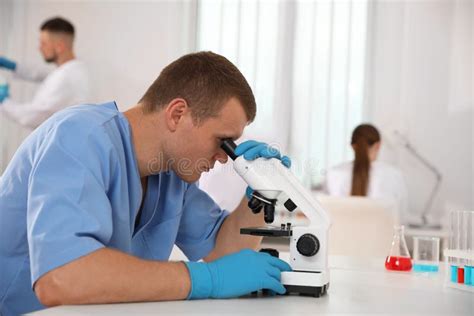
281,270 -> 329,297
284,284 -> 329,297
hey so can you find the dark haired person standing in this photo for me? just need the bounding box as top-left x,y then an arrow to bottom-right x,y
324,124 -> 408,220
0,51 -> 292,315
0,17 -> 90,128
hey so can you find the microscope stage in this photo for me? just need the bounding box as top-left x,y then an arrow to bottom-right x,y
240,226 -> 292,237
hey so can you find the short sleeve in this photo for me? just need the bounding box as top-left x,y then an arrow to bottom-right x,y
175,183 -> 229,261
27,124 -> 115,285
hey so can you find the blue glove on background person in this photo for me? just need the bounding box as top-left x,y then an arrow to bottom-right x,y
235,140 -> 292,199
0,56 -> 17,71
185,249 -> 292,299
0,82 -> 9,103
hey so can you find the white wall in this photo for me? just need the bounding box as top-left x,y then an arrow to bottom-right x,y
1,0 -> 472,225
0,0 -> 197,171
367,0 -> 473,224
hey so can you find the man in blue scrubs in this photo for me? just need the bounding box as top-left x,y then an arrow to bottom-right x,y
0,52 -> 292,315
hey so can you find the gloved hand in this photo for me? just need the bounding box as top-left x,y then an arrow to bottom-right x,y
235,140 -> 292,199
185,248 -> 291,299
0,57 -> 16,71
0,83 -> 9,103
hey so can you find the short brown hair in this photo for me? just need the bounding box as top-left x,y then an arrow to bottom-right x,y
139,51 -> 256,124
40,17 -> 74,37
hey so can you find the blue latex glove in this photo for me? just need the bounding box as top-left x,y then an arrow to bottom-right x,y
235,140 -> 292,199
0,83 -> 9,103
185,249 -> 292,299
235,140 -> 291,167
0,57 -> 16,71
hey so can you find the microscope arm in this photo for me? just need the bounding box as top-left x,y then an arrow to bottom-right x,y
233,156 -> 330,229
220,138 -> 330,228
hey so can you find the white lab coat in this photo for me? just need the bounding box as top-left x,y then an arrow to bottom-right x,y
0,59 -> 90,128
324,160 -> 409,220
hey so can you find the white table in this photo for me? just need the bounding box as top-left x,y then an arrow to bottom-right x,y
30,254 -> 473,315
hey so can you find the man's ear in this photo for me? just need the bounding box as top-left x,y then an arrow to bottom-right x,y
52,34 -> 65,54
55,41 -> 65,54
54,34 -> 73,54
164,98 -> 189,132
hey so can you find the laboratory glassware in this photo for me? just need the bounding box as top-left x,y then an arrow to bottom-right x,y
385,225 -> 412,271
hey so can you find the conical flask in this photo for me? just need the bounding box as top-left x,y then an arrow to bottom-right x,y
385,225 -> 412,271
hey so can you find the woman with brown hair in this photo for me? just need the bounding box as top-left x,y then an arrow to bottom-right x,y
324,124 -> 408,218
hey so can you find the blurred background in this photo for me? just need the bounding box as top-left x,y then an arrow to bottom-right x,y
0,0 -> 472,254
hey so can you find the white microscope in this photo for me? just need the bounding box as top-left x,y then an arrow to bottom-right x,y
221,140 -> 331,297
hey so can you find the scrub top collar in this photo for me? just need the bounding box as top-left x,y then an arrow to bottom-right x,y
133,175 -> 161,237
114,102 -> 148,235
113,102 -> 165,238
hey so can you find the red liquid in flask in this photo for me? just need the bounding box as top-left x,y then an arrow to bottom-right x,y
385,256 -> 412,271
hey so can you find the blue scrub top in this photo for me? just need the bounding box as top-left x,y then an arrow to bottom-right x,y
0,102 -> 229,315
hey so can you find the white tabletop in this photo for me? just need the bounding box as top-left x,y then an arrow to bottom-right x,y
30,254 -> 473,315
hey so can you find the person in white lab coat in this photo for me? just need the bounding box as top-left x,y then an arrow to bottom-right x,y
0,17 -> 90,129
324,124 -> 408,220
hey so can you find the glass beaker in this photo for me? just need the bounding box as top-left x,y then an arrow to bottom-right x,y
385,225 -> 412,271
413,236 -> 440,272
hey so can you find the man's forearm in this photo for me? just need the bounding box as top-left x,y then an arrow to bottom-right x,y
205,196 -> 264,262
34,247 -> 190,306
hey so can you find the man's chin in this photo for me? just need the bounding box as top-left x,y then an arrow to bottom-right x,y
178,171 -> 203,184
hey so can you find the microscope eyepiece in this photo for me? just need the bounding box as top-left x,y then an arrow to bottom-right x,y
220,139 -> 238,160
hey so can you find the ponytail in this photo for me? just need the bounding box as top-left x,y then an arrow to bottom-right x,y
350,124 -> 380,196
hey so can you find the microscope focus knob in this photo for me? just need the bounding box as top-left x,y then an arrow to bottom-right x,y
296,234 -> 320,257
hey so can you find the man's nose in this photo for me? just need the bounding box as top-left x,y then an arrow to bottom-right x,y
215,148 -> 229,164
